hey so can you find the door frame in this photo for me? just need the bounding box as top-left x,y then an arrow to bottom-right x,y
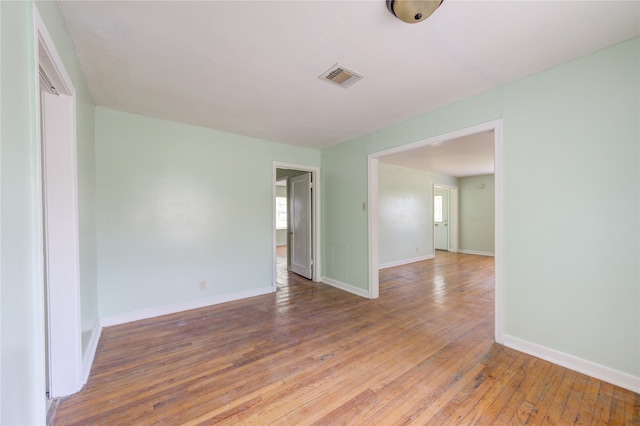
433,184 -> 459,253
272,162 -> 321,289
368,120 -> 503,343
33,7 -> 83,397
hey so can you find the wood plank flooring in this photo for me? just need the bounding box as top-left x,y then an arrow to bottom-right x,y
53,250 -> 639,425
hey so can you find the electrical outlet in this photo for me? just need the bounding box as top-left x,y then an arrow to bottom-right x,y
199,280 -> 207,291
416,247 -> 419,253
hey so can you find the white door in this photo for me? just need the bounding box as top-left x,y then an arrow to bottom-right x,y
39,71 -> 83,397
434,189 -> 449,250
290,173 -> 312,279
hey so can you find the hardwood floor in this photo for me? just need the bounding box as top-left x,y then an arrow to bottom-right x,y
53,251 -> 639,425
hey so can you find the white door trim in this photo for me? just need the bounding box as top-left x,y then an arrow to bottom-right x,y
368,120 -> 504,344
273,162 -> 321,288
33,6 -> 84,397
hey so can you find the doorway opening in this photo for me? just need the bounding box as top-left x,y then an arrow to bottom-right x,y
433,185 -> 459,253
275,177 -> 289,287
273,163 -> 321,291
368,120 -> 503,343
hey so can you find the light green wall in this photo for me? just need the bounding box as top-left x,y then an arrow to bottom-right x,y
322,38 -> 639,378
502,39 -> 639,376
1,2 -> 97,422
378,163 -> 459,266
321,141 -> 369,286
95,108 -> 320,318
379,163 -> 432,265
276,229 -> 288,246
459,174 -> 494,254
0,3 -> 43,423
432,173 -> 459,189
276,186 -> 287,197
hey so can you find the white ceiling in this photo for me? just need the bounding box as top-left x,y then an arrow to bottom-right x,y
380,130 -> 494,177
56,1 -> 639,149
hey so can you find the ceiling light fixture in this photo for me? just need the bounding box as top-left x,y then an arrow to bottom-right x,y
387,0 -> 443,24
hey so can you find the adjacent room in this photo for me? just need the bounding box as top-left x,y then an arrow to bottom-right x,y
1,0 -> 638,424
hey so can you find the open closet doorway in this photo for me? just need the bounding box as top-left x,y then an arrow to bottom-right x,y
273,163 -> 321,290
35,7 -> 83,400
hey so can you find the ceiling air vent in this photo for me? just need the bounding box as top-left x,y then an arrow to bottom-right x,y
319,64 -> 363,88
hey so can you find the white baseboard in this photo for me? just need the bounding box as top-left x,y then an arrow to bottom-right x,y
82,320 -> 102,385
379,254 -> 435,270
100,286 -> 274,327
458,249 -> 494,257
503,335 -> 640,393
321,276 -> 370,299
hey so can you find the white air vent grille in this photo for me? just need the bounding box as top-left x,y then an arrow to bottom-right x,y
319,64 -> 363,88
